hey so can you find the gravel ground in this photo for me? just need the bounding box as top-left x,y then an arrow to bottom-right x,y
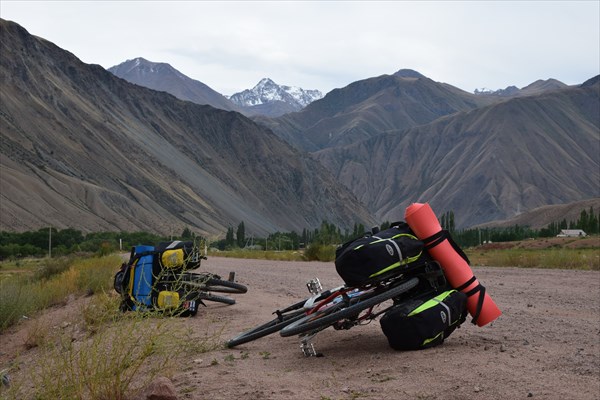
171,257 -> 600,400
1,256 -> 598,400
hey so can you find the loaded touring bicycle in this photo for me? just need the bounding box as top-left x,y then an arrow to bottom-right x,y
114,240 -> 247,316
227,222 -> 470,356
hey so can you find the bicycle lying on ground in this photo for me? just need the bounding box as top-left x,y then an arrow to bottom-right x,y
226,258 -> 448,356
159,269 -> 248,306
114,241 -> 247,315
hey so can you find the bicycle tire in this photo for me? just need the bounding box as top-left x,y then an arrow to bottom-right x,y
226,288 -> 340,348
199,292 -> 236,305
280,277 -> 419,337
182,274 -> 248,294
206,278 -> 248,294
226,309 -> 306,348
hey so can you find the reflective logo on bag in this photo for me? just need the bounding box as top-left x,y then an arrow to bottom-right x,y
186,300 -> 195,310
440,310 -> 447,324
386,244 -> 394,256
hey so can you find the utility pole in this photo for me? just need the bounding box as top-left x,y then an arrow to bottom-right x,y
48,227 -> 52,258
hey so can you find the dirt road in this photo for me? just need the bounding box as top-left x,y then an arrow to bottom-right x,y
172,257 -> 600,400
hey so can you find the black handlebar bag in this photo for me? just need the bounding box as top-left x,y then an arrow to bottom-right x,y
335,222 -> 424,287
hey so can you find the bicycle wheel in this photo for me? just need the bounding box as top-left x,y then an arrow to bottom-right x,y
199,292 -> 236,305
204,278 -> 248,294
280,277 -> 419,337
226,288 -> 340,348
226,309 -> 306,348
182,273 -> 248,294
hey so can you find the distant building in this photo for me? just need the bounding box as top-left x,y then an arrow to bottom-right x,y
557,229 -> 587,238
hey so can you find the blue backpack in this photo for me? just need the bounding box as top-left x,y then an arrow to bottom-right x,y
113,241 -> 200,316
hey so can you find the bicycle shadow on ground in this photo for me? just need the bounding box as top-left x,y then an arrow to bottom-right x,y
278,324 -> 471,361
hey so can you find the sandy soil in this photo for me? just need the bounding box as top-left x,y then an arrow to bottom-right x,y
172,257 -> 599,400
1,257 -> 599,400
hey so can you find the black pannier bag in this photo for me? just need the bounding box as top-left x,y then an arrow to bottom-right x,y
335,222 -> 424,286
380,289 -> 468,350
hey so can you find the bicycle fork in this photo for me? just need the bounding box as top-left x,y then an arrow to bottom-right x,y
300,278 -> 324,357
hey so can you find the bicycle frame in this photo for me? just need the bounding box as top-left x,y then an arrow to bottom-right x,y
299,287 -> 382,357
281,277 -> 397,356
287,263 -> 448,356
225,261 -> 446,353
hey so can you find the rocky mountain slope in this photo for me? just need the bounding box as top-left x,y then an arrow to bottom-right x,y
0,19 -> 374,236
313,78 -> 600,227
257,69 -> 499,151
475,198 -> 600,229
2,18 -> 597,233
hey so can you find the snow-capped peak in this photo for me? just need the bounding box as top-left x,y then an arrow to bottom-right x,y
228,78 -> 323,110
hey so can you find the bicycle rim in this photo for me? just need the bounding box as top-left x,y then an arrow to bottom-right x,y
207,278 -> 248,293
280,277 -> 419,337
226,310 -> 305,348
199,293 -> 236,305
226,288 -> 342,348
183,277 -> 248,294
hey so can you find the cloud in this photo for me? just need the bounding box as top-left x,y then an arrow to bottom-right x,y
1,1 -> 598,95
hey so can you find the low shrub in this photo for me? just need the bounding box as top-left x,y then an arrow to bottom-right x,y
0,254 -> 121,332
3,300 -> 221,400
303,243 -> 336,262
467,248 -> 599,270
33,257 -> 74,281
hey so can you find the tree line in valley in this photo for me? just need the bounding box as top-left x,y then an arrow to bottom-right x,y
1,207 -> 597,260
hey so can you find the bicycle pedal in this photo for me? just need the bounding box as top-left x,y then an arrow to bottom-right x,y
228,271 -> 235,282
301,341 -> 318,357
300,332 -> 322,357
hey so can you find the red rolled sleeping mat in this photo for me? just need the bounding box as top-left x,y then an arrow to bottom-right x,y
405,202 -> 501,327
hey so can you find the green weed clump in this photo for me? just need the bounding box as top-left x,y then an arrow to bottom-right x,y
33,319 -> 178,400
0,254 -> 121,331
303,244 -> 336,262
2,296 -> 221,400
33,257 -> 75,280
469,248 -> 599,270
215,249 -> 306,261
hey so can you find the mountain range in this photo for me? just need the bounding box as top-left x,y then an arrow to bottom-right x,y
0,19 -> 373,236
1,18 -> 599,236
258,69 -> 497,151
474,79 -> 567,97
109,58 -> 322,118
312,77 -> 599,227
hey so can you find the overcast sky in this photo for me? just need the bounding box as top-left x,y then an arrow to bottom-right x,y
2,1 -> 599,96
